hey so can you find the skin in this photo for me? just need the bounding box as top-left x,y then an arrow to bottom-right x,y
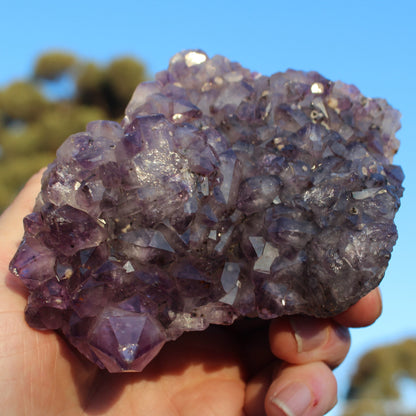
0,170 -> 382,416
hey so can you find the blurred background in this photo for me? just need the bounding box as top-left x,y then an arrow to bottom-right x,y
1,1 -> 415,414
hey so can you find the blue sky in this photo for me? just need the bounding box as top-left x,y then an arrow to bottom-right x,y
2,0 -> 416,410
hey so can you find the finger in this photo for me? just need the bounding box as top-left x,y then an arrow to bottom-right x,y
334,288 -> 382,328
245,362 -> 275,416
269,316 -> 350,369
264,362 -> 337,416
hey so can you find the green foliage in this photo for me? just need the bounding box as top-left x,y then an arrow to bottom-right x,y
76,57 -> 146,117
0,81 -> 48,122
76,62 -> 106,109
342,339 -> 416,416
0,51 -> 148,212
342,398 -> 388,416
0,153 -> 54,207
104,57 -> 146,116
34,51 -> 76,80
1,105 -> 106,156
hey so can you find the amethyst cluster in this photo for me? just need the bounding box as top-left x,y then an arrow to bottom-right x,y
10,50 -> 403,372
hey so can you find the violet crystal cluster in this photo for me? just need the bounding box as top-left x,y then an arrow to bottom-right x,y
10,50 -> 404,372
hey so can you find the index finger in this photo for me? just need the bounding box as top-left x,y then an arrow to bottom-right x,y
333,288 -> 382,328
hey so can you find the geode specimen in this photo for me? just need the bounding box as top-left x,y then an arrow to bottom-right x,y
10,50 -> 403,372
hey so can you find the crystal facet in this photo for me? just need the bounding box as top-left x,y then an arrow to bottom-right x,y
10,50 -> 404,372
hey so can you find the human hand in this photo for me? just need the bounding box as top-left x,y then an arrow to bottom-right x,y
0,170 -> 382,416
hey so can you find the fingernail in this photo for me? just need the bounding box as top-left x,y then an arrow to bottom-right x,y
271,382 -> 313,416
289,316 -> 329,353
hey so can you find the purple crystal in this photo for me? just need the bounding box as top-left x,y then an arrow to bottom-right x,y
10,50 -> 404,372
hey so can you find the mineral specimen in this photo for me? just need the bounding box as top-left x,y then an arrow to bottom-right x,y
10,50 -> 404,372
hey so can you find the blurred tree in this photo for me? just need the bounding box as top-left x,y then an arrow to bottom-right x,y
0,51 -> 148,211
104,57 -> 146,116
77,57 -> 146,117
34,51 -> 76,80
0,81 -> 48,122
76,62 -> 106,109
342,339 -> 416,416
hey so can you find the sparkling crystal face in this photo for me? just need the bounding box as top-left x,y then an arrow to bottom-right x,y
10,50 -> 404,372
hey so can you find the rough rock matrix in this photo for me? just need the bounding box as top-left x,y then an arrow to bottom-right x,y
10,50 -> 404,372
